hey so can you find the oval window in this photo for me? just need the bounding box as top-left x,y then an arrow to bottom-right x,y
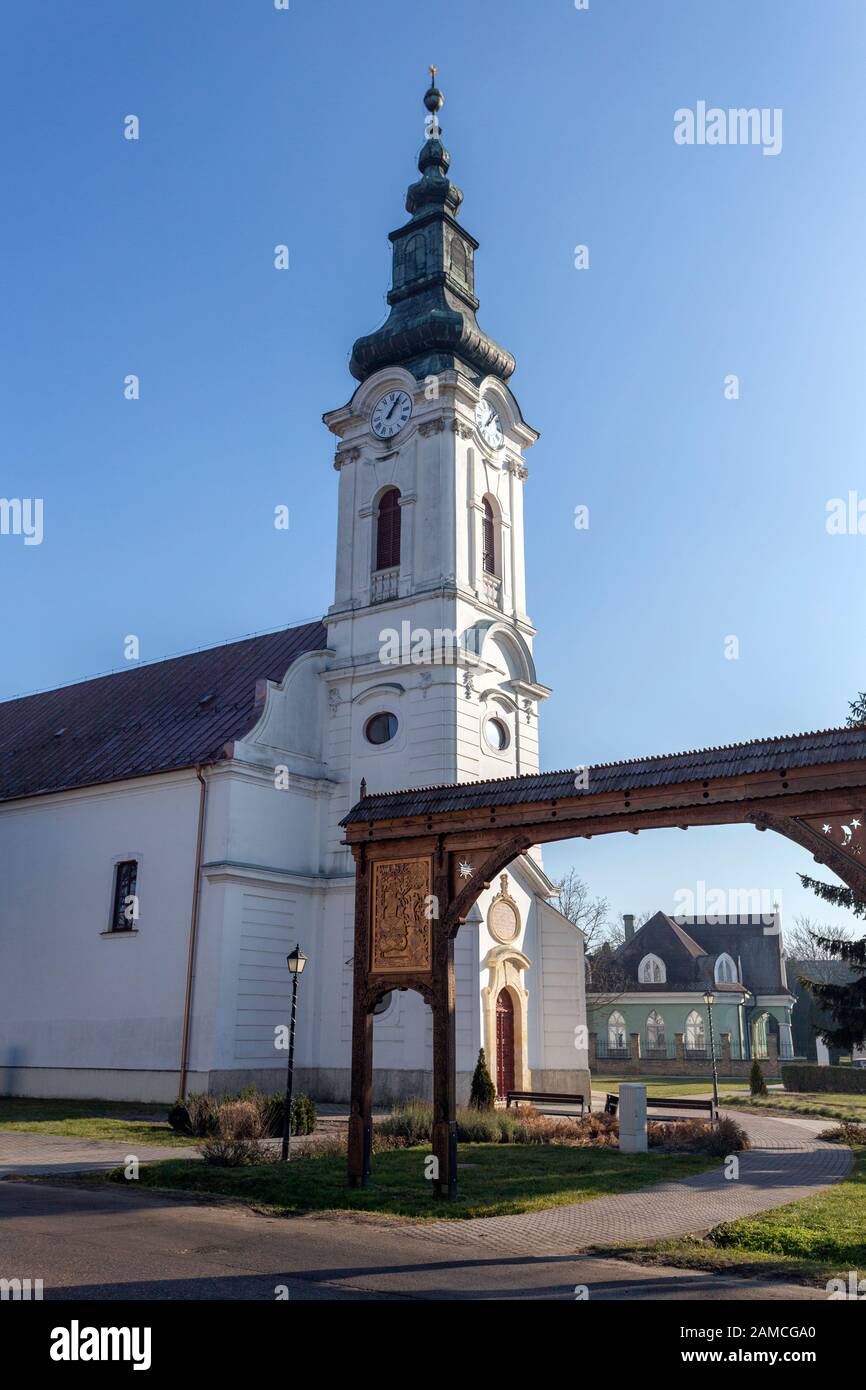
484,717 -> 509,751
365,712 -> 398,745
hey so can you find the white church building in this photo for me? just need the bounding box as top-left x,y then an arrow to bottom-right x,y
0,80 -> 589,1106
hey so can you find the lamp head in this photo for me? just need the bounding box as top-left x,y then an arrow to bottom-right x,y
287,945 -> 308,975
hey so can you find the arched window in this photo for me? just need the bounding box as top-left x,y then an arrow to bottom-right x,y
608,1011 -> 626,1051
715,952 -> 737,985
646,1010 -> 666,1050
482,498 -> 496,575
375,488 -> 401,571
685,1010 -> 705,1052
638,953 -> 666,984
402,233 -> 426,280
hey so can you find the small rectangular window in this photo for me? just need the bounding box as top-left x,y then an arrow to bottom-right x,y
110,860 -> 138,932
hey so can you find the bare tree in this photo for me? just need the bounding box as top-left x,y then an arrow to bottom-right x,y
784,913 -> 858,963
552,868 -> 612,952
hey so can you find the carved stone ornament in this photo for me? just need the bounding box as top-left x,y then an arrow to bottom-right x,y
487,873 -> 520,945
450,418 -> 473,439
370,858 -> 433,974
419,418 -> 446,437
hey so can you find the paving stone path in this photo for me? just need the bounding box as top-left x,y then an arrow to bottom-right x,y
0,1131 -> 192,1175
0,1109 -> 851,1263
404,1110 -> 852,1254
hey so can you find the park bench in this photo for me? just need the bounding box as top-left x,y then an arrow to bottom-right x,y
646,1095 -> 717,1123
506,1089 -> 587,1117
604,1093 -> 717,1123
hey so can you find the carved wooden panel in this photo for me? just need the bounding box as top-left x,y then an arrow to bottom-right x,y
800,811 -> 866,861
370,857 -> 433,974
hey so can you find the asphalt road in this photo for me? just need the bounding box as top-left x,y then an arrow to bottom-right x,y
0,1179 -> 823,1301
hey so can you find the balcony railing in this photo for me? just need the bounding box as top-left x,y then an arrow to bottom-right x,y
370,566 -> 400,604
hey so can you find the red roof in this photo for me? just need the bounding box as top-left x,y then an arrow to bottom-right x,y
0,621 -> 327,804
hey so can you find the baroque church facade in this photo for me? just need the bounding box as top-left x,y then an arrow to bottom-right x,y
0,80 -> 589,1105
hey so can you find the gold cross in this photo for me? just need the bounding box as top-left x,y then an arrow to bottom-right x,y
430,64 -> 437,85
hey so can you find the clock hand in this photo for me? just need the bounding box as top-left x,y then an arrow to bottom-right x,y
386,396 -> 401,419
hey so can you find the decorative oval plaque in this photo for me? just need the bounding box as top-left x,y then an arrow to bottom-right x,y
488,874 -> 520,944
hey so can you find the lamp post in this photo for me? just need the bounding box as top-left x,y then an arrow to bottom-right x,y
281,945 -> 308,1161
703,988 -> 720,1117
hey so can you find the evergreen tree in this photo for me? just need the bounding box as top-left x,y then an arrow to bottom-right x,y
796,691 -> 866,1049
749,1059 -> 768,1096
469,1048 -> 496,1110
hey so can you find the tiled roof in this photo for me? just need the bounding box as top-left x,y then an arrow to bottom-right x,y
342,725 -> 866,824
0,621 -> 327,804
613,912 -> 789,995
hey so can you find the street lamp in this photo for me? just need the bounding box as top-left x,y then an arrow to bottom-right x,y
281,945 -> 308,1161
703,988 -> 720,1117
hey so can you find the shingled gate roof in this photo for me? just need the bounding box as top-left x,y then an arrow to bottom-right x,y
341,725 -> 866,824
0,620 -> 327,804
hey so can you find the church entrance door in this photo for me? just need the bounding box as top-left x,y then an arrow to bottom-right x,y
495,988 -> 515,1098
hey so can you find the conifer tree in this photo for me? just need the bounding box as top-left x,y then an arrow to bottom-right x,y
469,1048 -> 496,1110
797,692 -> 866,1049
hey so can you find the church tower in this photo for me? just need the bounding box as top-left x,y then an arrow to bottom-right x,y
323,75 -> 550,859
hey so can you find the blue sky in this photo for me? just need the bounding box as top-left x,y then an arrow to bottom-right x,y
3,0 -> 865,930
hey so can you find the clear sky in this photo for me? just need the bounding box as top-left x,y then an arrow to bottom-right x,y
3,0 -> 865,931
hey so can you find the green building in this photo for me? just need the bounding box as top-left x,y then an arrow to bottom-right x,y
587,911 -> 797,1071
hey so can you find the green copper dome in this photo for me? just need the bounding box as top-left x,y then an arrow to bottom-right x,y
349,78 -> 516,386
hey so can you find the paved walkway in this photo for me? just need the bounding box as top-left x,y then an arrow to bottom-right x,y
405,1110 -> 852,1255
0,1109 -> 851,1263
0,1131 -> 193,1175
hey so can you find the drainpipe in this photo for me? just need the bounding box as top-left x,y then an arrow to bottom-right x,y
178,765 -> 209,1101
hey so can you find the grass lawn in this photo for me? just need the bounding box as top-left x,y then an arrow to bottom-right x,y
590,1147 -> 865,1286
122,1143 -> 717,1221
0,1097 -> 192,1147
721,1091 -> 866,1124
593,1076 -> 749,1099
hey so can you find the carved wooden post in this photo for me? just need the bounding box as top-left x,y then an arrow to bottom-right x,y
431,845 -> 457,1199
347,847 -> 372,1187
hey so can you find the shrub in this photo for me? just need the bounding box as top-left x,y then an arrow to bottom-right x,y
649,1114 -> 751,1155
781,1063 -> 866,1095
817,1121 -> 866,1145
376,1100 -> 531,1145
469,1049 -> 496,1110
199,1135 -> 268,1167
257,1092 -> 317,1138
217,1100 -> 262,1140
377,1099 -> 433,1145
168,1092 -> 220,1138
167,1101 -> 191,1135
750,1060 -> 768,1096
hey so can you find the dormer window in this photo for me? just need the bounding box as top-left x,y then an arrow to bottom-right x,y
375,488 -> 401,571
638,953 -> 666,984
715,952 -> 737,985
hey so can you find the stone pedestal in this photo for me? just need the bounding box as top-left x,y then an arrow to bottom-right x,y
618,1083 -> 647,1153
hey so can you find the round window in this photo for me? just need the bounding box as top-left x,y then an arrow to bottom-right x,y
365,712 -> 398,745
484,716 -> 509,751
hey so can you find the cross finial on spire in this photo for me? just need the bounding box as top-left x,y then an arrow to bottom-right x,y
423,66 -> 444,136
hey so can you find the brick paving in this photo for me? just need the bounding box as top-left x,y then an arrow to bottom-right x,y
0,1131 -> 192,1175
403,1110 -> 853,1255
0,1108 -> 851,1264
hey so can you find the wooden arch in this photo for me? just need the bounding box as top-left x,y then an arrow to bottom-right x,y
341,726 -> 866,1196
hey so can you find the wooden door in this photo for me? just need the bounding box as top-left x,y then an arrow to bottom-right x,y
495,988 -> 515,1097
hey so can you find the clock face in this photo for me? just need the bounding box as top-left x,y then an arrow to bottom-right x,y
475,398 -> 503,449
371,390 -> 412,439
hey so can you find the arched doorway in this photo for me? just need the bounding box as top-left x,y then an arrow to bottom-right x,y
495,988 -> 515,1097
